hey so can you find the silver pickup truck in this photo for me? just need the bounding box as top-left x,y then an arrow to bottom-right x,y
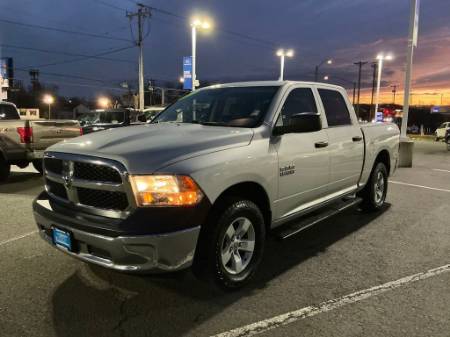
0,101 -> 81,181
33,81 -> 399,289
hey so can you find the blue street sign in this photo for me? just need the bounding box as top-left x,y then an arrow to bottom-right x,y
183,56 -> 192,90
376,111 -> 384,123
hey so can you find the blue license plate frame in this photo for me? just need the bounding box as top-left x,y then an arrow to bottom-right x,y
52,227 -> 73,251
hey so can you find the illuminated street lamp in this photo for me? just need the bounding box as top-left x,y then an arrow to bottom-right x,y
314,59 -> 332,82
191,17 -> 212,91
276,49 -> 294,81
42,94 -> 54,119
179,76 -> 185,83
323,75 -> 329,81
97,96 -> 111,109
374,53 -> 394,115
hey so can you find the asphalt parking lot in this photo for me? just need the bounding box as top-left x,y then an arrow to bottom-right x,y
0,140 -> 449,337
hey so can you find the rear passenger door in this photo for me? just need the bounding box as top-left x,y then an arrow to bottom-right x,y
318,88 -> 364,194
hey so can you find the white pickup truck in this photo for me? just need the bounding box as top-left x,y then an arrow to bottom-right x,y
0,101 -> 81,181
33,81 -> 399,289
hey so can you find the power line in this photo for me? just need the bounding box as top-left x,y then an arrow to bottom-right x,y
0,17 -> 132,42
1,43 -> 135,66
14,68 -> 113,83
90,0 -> 128,11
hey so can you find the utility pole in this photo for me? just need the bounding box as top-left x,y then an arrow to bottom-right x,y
352,82 -> 356,105
370,62 -> 377,120
354,61 -> 367,118
401,0 -> 420,138
127,4 -> 151,110
391,85 -> 398,104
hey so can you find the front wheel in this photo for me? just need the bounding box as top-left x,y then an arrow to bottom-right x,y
358,162 -> 388,212
193,199 -> 266,290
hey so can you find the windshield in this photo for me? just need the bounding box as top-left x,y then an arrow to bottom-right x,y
0,104 -> 19,120
153,86 -> 279,127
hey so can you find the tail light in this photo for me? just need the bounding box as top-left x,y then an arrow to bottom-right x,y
79,127 -> 83,136
17,126 -> 33,144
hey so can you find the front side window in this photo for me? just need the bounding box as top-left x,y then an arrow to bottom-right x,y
0,105 -> 19,120
276,88 -> 317,127
318,89 -> 352,127
153,86 -> 279,128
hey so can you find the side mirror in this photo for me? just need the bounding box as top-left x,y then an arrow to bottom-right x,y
273,112 -> 322,135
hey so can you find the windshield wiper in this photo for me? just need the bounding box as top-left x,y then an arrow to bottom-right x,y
192,121 -> 229,126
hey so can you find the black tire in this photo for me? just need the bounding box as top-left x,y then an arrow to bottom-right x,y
358,162 -> 388,212
32,160 -> 44,175
0,156 -> 11,182
193,198 -> 266,290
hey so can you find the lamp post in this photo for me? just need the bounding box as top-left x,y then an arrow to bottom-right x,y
276,49 -> 294,81
42,94 -> 54,119
191,17 -> 211,91
314,59 -> 332,82
374,53 -> 393,115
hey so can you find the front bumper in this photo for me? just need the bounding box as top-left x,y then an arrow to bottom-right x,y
26,150 -> 45,160
33,198 -> 201,273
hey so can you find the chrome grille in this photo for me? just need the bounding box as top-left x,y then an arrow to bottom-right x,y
43,153 -> 133,218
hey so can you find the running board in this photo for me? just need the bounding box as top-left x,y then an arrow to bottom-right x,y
276,197 -> 363,240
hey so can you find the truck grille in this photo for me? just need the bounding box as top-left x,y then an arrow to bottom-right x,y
43,154 -> 131,217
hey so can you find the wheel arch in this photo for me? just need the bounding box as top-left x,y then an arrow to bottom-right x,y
374,149 -> 391,176
211,181 -> 272,230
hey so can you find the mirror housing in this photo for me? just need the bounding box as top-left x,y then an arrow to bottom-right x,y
273,112 -> 322,136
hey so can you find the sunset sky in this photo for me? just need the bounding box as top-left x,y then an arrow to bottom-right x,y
1,0 -> 449,105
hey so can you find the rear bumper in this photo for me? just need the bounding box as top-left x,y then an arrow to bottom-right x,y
33,198 -> 201,273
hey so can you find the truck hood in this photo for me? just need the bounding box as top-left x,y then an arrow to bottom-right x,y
48,123 -> 254,174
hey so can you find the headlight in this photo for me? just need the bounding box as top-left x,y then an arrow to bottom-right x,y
129,175 -> 204,207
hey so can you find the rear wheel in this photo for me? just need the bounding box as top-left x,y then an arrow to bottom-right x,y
0,156 -> 11,182
32,160 -> 44,175
359,162 -> 388,212
193,198 -> 266,290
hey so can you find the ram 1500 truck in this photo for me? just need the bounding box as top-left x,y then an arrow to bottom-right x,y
0,101 -> 81,181
33,81 -> 400,289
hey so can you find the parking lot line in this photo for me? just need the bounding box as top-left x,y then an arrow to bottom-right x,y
390,180 -> 450,193
0,230 -> 38,248
432,168 -> 450,174
212,264 -> 450,337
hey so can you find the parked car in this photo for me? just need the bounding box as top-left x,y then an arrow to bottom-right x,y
33,81 -> 399,289
0,101 -> 81,181
435,122 -> 450,141
80,108 -> 144,134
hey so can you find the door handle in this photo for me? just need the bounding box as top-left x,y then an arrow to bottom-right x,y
314,141 -> 329,148
352,136 -> 363,142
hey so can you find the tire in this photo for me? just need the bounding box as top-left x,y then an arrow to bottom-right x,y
32,160 -> 44,175
358,162 -> 388,212
193,198 -> 266,290
0,156 -> 11,182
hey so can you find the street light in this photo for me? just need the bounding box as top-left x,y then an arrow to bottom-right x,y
97,96 -> 111,109
374,53 -> 394,115
179,76 -> 184,83
191,17 -> 212,91
276,49 -> 294,81
42,94 -> 54,119
323,75 -> 329,81
314,59 -> 332,82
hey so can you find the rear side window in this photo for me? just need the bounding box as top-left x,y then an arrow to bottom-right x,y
318,89 -> 351,127
0,104 -> 19,120
277,88 -> 317,126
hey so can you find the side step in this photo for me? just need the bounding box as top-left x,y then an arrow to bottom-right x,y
276,197 -> 363,240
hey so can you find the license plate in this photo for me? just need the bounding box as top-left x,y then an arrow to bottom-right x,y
52,227 -> 72,251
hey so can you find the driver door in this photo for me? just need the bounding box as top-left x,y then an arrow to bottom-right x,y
273,87 -> 330,219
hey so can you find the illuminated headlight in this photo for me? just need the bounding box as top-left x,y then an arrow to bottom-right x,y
129,175 -> 203,207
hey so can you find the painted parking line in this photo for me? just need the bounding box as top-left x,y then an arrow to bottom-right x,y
212,264 -> 450,337
390,180 -> 450,193
0,230 -> 38,248
432,168 -> 450,174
